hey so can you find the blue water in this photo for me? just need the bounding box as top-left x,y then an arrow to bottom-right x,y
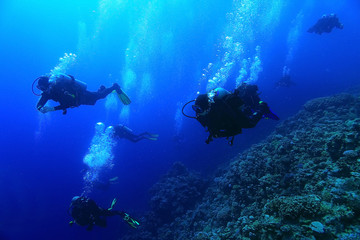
0,0 -> 359,239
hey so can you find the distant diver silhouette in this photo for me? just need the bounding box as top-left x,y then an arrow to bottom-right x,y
308,14 -> 343,35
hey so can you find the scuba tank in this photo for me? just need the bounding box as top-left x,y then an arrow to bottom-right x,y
72,78 -> 87,91
50,73 -> 87,91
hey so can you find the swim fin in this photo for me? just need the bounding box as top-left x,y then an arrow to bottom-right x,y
108,198 -> 117,211
146,133 -> 158,141
122,213 -> 140,229
147,137 -> 158,141
113,90 -> 131,105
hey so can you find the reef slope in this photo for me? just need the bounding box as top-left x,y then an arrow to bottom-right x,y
124,92 -> 360,240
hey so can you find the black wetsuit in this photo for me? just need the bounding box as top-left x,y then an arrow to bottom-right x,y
36,74 -> 116,113
69,197 -> 125,231
308,14 -> 343,35
195,85 -> 266,144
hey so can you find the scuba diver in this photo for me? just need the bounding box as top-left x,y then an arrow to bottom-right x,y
307,14 -> 343,35
275,66 -> 295,88
111,124 -> 158,142
182,83 -> 279,145
33,73 -> 131,115
69,196 -> 139,231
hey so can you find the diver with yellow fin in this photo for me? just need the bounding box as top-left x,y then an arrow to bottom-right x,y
69,196 -> 140,231
33,73 -> 131,115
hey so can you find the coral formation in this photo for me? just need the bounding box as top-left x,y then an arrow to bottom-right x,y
123,92 -> 360,239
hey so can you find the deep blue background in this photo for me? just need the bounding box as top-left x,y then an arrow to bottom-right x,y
0,0 -> 359,239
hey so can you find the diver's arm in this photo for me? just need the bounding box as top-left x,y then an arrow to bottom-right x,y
36,95 -> 57,114
39,104 -> 66,114
36,95 -> 49,111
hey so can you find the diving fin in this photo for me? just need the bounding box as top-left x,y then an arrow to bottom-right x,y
122,213 -> 140,229
108,198 -> 117,211
113,90 -> 131,105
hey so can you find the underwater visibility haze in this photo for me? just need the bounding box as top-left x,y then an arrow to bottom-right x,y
0,0 -> 360,239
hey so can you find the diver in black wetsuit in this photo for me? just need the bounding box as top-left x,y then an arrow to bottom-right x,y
34,73 -> 131,115
69,196 -> 139,231
307,14 -> 343,35
112,124 -> 158,142
186,83 -> 279,145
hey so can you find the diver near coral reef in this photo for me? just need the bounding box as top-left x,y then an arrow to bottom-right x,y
111,124 -> 158,142
183,83 -> 279,145
69,196 -> 139,231
307,14 -> 343,35
33,73 -> 131,115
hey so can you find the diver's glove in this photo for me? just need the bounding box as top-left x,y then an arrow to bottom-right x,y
122,213 -> 140,229
39,106 -> 55,114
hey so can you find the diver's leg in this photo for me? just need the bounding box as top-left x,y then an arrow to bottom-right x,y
99,208 -> 118,217
138,132 -> 157,141
143,132 -> 159,137
128,136 -> 143,143
142,132 -> 159,138
97,84 -> 117,98
79,85 -> 116,105
94,217 -> 107,228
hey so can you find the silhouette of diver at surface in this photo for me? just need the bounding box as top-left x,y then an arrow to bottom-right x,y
183,83 -> 279,145
33,73 -> 131,115
307,14 -> 343,35
275,66 -> 295,88
69,196 -> 139,231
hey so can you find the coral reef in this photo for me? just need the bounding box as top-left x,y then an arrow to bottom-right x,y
122,92 -> 360,240
122,162 -> 208,240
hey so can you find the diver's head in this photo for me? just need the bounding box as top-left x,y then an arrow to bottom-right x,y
36,76 -> 50,91
192,94 -> 209,116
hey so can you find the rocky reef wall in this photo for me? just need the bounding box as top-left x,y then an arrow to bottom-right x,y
123,92 -> 360,240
